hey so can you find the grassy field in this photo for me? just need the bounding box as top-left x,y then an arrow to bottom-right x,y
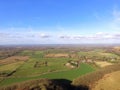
94,61 -> 113,67
11,51 -> 75,77
0,56 -> 29,65
0,62 -> 24,71
0,61 -> 25,76
39,63 -> 95,80
0,50 -> 95,86
0,63 -> 95,86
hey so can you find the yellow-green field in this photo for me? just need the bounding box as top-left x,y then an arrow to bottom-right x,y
94,61 -> 113,67
0,61 -> 24,72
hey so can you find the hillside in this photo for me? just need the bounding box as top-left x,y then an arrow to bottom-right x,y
92,71 -> 120,90
72,64 -> 120,90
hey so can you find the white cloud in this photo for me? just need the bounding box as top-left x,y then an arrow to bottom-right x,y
59,35 -> 71,39
40,33 -> 51,38
0,32 -> 10,38
0,31 -> 51,39
59,32 -> 120,40
73,35 -> 85,39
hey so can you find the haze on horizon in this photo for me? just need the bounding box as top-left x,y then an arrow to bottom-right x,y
0,0 -> 120,45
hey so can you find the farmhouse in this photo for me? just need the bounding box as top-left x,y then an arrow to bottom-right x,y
65,60 -> 80,69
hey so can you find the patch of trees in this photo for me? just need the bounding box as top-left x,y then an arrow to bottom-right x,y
0,48 -> 22,60
106,48 -> 120,56
0,78 -> 91,90
34,61 -> 48,68
0,79 -> 75,90
0,70 -> 16,77
0,72 -> 8,77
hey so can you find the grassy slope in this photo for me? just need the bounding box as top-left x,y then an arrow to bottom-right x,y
92,71 -> 120,90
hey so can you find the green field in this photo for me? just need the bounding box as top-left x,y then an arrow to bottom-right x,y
39,63 -> 95,80
0,63 -> 95,86
0,50 -> 96,87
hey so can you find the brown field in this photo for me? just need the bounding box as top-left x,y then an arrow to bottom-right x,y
113,46 -> 120,51
94,61 -> 113,67
0,56 -> 29,65
92,71 -> 120,90
45,53 -> 69,58
0,61 -> 24,72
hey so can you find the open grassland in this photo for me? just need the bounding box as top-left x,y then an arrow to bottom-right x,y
78,49 -> 120,59
0,61 -> 24,72
38,63 -> 95,80
92,71 -> 120,90
0,63 -> 95,86
0,50 -> 95,86
0,61 -> 25,77
12,58 -> 70,77
94,61 -> 113,67
12,51 -> 70,77
114,46 -> 120,51
0,56 -> 29,65
45,53 -> 69,58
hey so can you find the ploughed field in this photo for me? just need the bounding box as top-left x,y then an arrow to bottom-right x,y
0,47 -> 120,87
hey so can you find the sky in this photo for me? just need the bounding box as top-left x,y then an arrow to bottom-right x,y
0,0 -> 120,45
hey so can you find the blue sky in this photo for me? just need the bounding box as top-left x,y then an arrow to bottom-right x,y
0,0 -> 120,44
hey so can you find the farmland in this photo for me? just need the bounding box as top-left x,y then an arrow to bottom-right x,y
0,45 -> 120,89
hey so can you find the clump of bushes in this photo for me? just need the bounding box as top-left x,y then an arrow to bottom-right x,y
34,61 -> 48,68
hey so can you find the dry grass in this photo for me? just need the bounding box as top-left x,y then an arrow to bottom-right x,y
0,56 -> 29,65
45,53 -> 69,58
92,71 -> 120,90
113,46 -> 120,51
94,61 -> 113,67
0,61 -> 24,72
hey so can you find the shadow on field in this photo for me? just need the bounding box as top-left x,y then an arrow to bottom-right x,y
0,79 -> 89,90
74,85 -> 89,90
52,79 -> 89,90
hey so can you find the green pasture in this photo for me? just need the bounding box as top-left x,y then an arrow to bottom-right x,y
0,63 -> 95,86
11,50 -> 70,77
